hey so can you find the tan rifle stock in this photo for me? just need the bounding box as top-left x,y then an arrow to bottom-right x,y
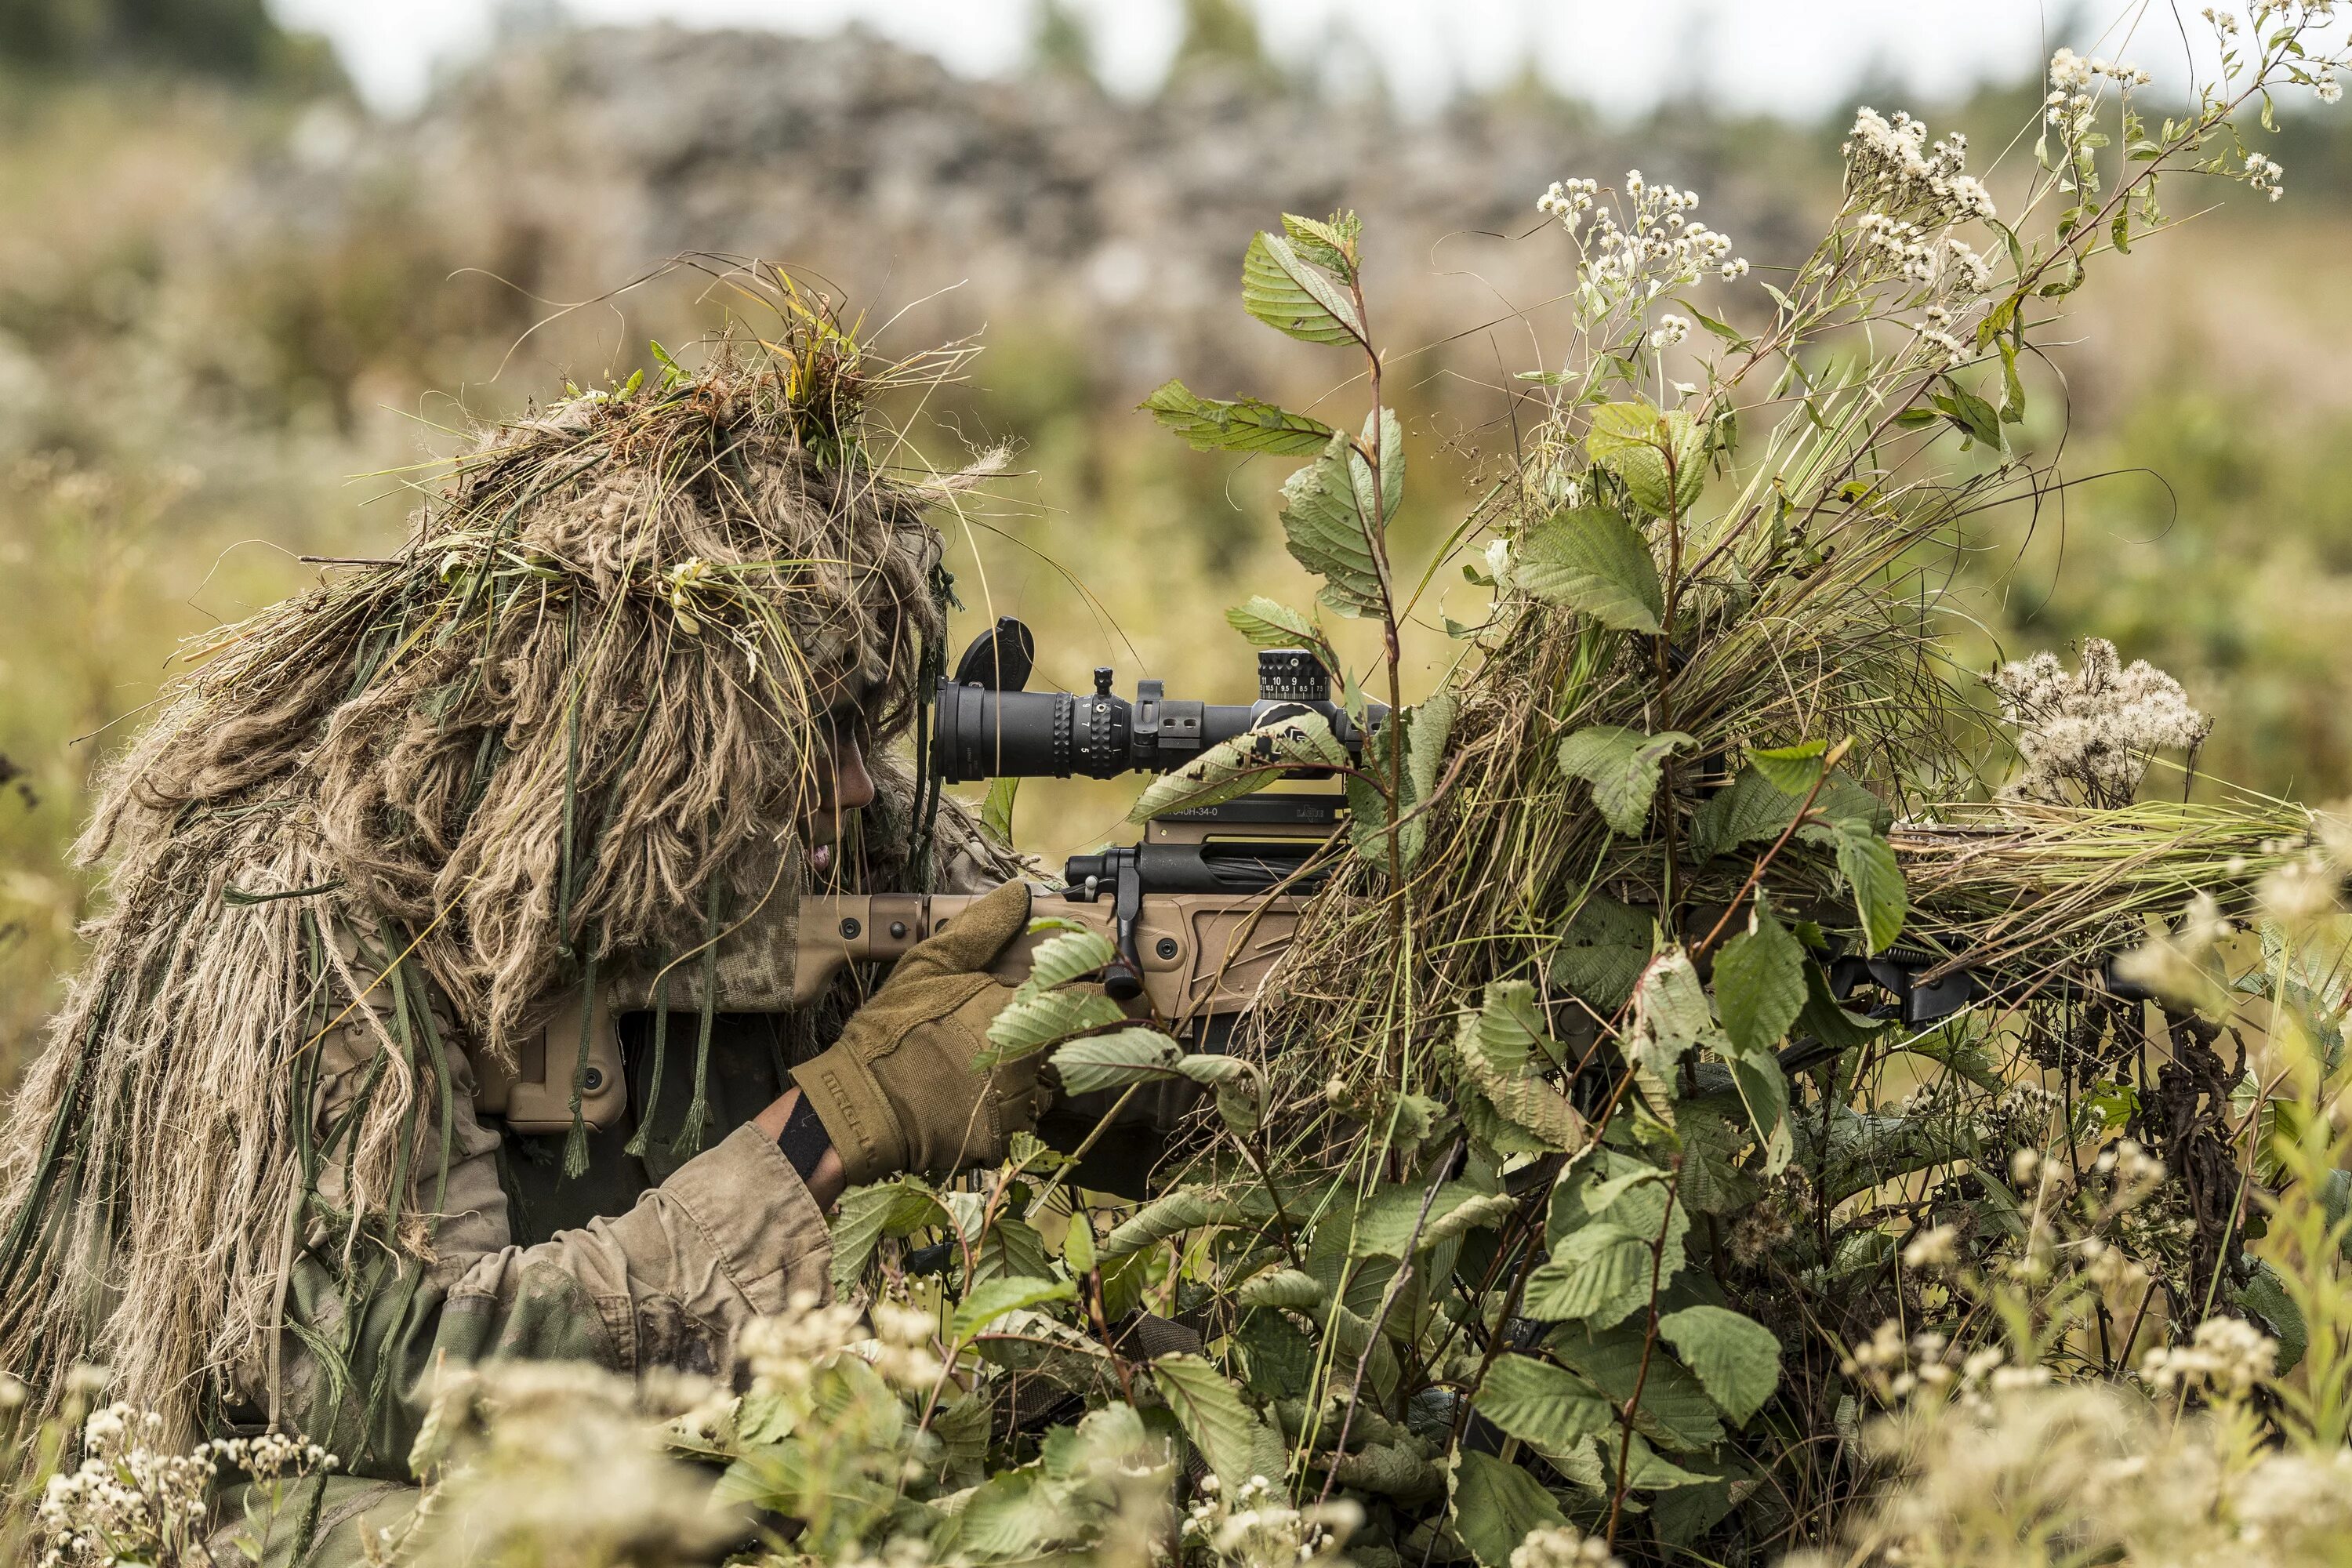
790,887 -> 1301,1023
476,887 -> 1302,1135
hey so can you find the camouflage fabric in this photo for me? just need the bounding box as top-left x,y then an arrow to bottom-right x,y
209,832 -> 1017,1565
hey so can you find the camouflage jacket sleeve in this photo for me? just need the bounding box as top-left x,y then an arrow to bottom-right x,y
235,971 -> 833,1481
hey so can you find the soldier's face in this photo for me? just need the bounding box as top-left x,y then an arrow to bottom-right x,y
801,678 -> 878,876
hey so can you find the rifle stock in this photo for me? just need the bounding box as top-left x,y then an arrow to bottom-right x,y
474,885 -> 1303,1145
793,887 -> 1301,1026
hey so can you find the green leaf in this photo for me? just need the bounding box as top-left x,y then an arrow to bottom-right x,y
1620,1432 -> 1715,1490
1747,741 -> 1826,797
1178,1052 -> 1265,1135
1027,929 -> 1116,990
951,1275 -> 1077,1346
1635,951 -> 1722,1065
1728,1050 -> 1794,1178
980,776 -> 1019,842
1140,379 -> 1336,455
1831,823 -> 1909,956
1521,1222 -> 1653,1324
946,1470 -> 1073,1560
981,987 -> 1127,1065
1242,230 -> 1367,348
1450,1450 -> 1568,1568
1688,765 -> 1802,862
1062,1208 -> 1097,1276
1153,1353 -> 1287,1494
828,1176 -> 949,1297
1550,1325 -> 1725,1453
1934,379 -> 2005,451
1280,210 -> 1359,278
1234,1308 -> 1316,1398
1455,982 -> 1586,1151
1348,681 -> 1454,874
1796,956 -> 1882,1054
1050,1028 -> 1183,1094
1714,900 -> 1807,1058
1225,595 -> 1330,660
1279,430 -> 1388,619
1350,1183 -> 1519,1258
1236,1268 -> 1326,1309
1996,337 -> 2027,425
1459,980 -> 1558,1075
1473,1354 -> 1614,1453
1552,895 -> 1655,1013
1657,1306 -> 1781,1425
1130,708 -> 1350,822
1558,725 -> 1694,837
1586,401 -> 1706,517
2236,1259 -> 2308,1374
1407,688 -> 1457,804
1513,506 -> 1664,633
1361,404 -> 1404,523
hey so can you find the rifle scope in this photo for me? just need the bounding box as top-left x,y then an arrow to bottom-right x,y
932,616 -> 1386,784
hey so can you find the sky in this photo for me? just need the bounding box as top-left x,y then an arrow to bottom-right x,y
269,0 -> 2089,120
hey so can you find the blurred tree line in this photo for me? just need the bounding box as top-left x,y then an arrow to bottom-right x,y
0,0 -> 339,85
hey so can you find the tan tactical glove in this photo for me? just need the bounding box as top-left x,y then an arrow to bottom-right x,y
789,880 -> 1047,1185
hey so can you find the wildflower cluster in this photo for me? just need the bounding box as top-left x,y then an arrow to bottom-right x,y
1181,1473 -> 1359,1567
1842,108 -> 1997,227
1989,637 -> 2213,807
2140,1315 -> 2278,1401
739,1288 -> 873,1395
1844,1322 -> 2049,1410
2245,151 -> 2286,201
404,1359 -> 735,1567
35,1403 -> 331,1568
2045,48 -> 2151,141
1536,170 -> 1748,325
1509,1522 -> 1623,1568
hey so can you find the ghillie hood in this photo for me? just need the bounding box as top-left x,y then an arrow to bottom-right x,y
0,281 -> 971,1438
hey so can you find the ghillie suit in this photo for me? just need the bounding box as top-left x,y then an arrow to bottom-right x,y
0,283 -> 991,1459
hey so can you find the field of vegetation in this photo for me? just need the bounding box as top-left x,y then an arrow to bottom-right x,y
6,3 -> 2352,1566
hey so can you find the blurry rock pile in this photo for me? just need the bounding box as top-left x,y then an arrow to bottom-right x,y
247,23 -> 1819,413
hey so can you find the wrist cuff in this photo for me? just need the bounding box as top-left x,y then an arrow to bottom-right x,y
789,1047 -> 902,1186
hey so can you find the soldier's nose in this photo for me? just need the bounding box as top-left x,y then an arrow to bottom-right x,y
830,735 -> 877,813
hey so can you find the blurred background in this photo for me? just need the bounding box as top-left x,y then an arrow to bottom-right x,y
2,0 -> 2348,1070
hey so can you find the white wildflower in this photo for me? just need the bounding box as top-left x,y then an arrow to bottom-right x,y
2259,851 -> 2342,924
1511,1522 -> 1621,1568
2245,151 -> 2286,200
1844,108 -> 1998,224
1988,638 -> 2212,808
1537,177 -> 1597,234
2142,1315 -> 2277,1400
1647,314 -> 1692,350
1903,1224 -> 1959,1269
1544,172 -> 1748,316
1181,1472 -> 1359,1566
739,1289 -> 869,1396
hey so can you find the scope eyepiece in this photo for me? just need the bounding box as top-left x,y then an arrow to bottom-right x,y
931,624 -> 1384,783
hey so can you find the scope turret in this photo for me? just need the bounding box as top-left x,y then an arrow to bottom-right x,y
931,620 -> 1385,783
